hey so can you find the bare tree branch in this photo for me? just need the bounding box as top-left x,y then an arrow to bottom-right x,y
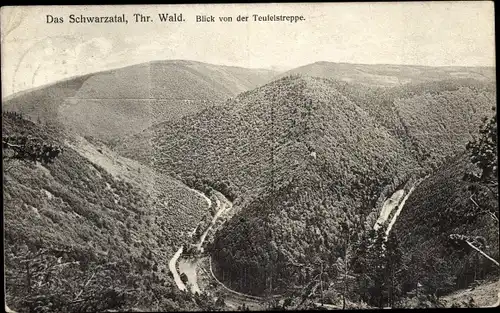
465,240 -> 500,268
3,142 -> 23,149
469,195 -> 480,208
469,196 -> 499,222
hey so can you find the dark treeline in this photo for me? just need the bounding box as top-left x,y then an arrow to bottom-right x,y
3,110 -> 26,121
3,134 -> 64,164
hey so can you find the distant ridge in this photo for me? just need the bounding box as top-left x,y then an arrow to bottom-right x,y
2,59 -> 278,142
277,61 -> 495,87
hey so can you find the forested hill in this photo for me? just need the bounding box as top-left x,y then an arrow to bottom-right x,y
277,62 -> 495,87
2,112 -> 220,312
115,75 -> 496,299
2,60 -> 277,142
338,78 -> 496,167
117,76 -> 495,202
117,75 -> 418,199
392,113 -> 499,300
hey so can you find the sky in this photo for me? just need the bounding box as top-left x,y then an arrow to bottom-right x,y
1,2 -> 495,97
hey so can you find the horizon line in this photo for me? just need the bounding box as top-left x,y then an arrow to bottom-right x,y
3,58 -> 496,100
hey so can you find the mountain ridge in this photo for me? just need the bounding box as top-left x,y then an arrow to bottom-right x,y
277,62 -> 495,87
3,59 -> 279,101
3,59 -> 497,309
2,60 -> 279,142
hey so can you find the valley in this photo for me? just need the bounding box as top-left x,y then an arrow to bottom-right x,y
167,176 -> 427,310
3,60 -> 498,311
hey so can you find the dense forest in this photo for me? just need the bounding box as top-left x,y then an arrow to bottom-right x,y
393,112 -> 498,299
4,66 -> 497,310
115,75 -> 496,305
2,111 -> 223,312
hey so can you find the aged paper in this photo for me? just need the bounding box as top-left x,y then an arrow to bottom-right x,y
2,2 -> 497,312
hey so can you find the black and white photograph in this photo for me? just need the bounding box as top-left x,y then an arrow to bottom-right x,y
1,2 -> 498,311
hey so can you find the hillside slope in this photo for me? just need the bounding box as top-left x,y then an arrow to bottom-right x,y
2,113 -> 216,312
341,78 -> 496,167
117,75 -> 419,202
441,279 -> 500,308
278,62 -> 495,87
114,75 -> 493,296
2,60 -> 277,142
392,154 -> 499,298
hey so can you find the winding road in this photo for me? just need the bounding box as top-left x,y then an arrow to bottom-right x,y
168,188 -> 271,310
169,176 -> 430,309
169,190 -> 232,294
195,196 -> 223,251
168,247 -> 186,291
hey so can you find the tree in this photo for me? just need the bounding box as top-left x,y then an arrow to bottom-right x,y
334,219 -> 355,309
3,134 -> 63,164
350,225 -> 403,308
464,112 -> 498,220
384,231 -> 404,307
466,113 -> 497,183
283,297 -> 294,309
451,112 -> 500,278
